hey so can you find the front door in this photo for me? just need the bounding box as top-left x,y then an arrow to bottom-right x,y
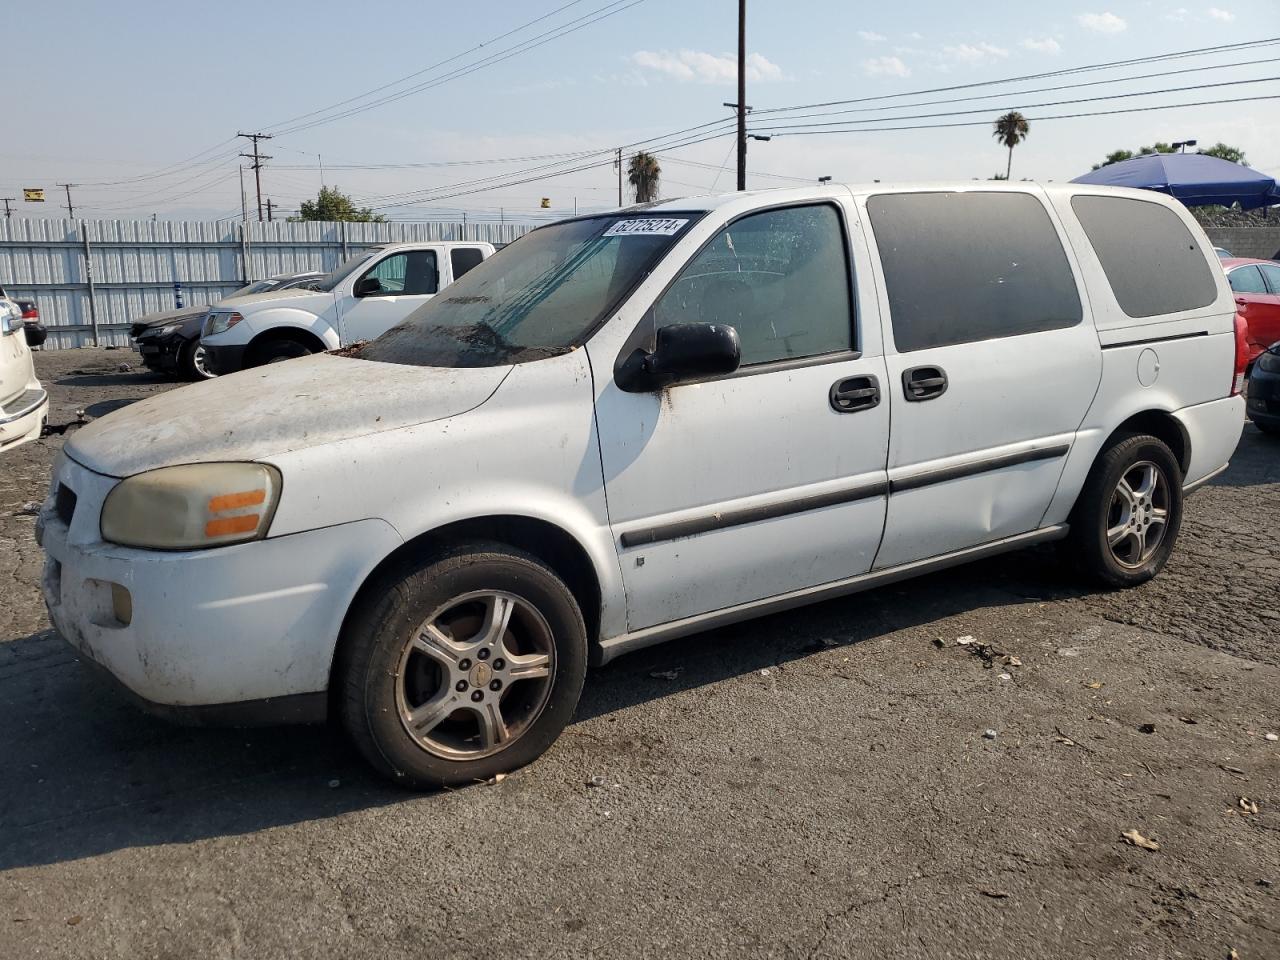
591,200 -> 891,632
862,189 -> 1100,569
338,248 -> 440,344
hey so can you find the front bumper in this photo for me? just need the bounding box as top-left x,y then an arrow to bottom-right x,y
134,333 -> 186,373
39,452 -> 402,719
203,342 -> 248,376
1246,366 -> 1280,429
0,388 -> 48,451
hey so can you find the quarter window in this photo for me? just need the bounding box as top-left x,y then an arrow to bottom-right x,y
1071,195 -> 1217,318
361,250 -> 439,296
868,191 -> 1082,352
652,204 -> 854,366
1228,265 -> 1268,294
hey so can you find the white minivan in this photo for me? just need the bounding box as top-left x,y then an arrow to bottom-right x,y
39,183 -> 1246,788
200,241 -> 495,373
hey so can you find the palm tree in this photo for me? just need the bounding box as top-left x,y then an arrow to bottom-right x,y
627,151 -> 661,204
992,111 -> 1030,181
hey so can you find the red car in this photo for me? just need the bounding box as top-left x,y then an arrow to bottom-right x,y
1222,257 -> 1280,368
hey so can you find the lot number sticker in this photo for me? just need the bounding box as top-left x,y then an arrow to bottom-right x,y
603,218 -> 689,238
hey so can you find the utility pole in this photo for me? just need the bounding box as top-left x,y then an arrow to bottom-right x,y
318,153 -> 325,188
237,131 -> 272,222
736,0 -> 747,191
616,147 -> 623,206
239,166 -> 248,222
1,198 -> 13,219
57,183 -> 76,219
265,198 -> 275,222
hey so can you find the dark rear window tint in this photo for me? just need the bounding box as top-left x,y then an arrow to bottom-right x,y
450,247 -> 485,280
1071,195 -> 1216,318
867,191 -> 1082,352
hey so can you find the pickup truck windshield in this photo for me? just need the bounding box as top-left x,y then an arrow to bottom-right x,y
313,249 -> 382,293
359,215 -> 696,367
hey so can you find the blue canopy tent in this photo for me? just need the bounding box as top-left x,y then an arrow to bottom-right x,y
1071,153 -> 1280,209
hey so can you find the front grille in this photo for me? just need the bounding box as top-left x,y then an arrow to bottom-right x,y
130,322 -> 148,338
55,483 -> 77,527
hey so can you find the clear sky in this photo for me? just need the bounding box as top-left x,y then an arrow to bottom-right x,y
4,0 -> 1277,222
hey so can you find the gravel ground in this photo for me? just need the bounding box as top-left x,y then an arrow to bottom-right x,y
1,348 -> 1278,960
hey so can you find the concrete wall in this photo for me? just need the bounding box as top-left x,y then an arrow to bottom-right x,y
1203,225 -> 1280,260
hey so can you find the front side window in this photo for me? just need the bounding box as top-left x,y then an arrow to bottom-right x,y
1228,265 -> 1268,294
868,191 -> 1082,352
1071,195 -> 1217,318
360,250 -> 438,296
652,204 -> 854,366
359,214 -> 696,367
313,248 -> 383,292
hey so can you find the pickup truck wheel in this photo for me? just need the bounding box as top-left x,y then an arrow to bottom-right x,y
179,339 -> 216,380
1067,433 -> 1183,588
249,338 -> 314,366
338,542 -> 588,789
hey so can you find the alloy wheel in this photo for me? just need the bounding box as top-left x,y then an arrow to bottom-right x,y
395,591 -> 556,760
1105,460 -> 1170,569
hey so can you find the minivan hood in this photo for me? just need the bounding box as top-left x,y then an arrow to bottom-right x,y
65,354 -> 512,478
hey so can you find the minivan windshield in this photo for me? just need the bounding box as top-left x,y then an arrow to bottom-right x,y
313,249 -> 383,293
359,215 -> 697,367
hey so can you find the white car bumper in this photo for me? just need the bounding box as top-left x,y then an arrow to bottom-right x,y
0,388 -> 48,451
38,452 -> 401,722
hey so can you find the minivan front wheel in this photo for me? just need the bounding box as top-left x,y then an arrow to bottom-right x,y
338,543 -> 588,789
1067,433 -> 1184,588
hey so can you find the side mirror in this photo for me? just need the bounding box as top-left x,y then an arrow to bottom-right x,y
354,276 -> 382,297
617,322 -> 741,392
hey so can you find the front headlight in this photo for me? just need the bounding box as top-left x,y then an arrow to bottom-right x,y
158,323 -> 181,337
1259,350 -> 1280,374
101,462 -> 282,550
204,311 -> 243,337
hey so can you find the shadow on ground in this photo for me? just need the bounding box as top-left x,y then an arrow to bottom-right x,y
0,548 -> 1075,872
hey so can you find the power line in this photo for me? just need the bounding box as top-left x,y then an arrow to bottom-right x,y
749,75 -> 1280,133
753,36 -> 1280,116
754,93 -> 1280,138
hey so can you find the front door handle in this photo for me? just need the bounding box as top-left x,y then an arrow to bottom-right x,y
829,374 -> 880,413
902,365 -> 948,402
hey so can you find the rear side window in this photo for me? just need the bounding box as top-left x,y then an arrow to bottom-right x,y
1071,195 -> 1216,318
867,192 -> 1081,352
1258,264 -> 1280,294
450,247 -> 485,280
1228,265 -> 1268,294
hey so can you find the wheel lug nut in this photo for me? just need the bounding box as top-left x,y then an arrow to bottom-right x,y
459,658 -> 471,671
477,648 -> 490,661
470,690 -> 484,702
493,658 -> 505,670
490,679 -> 503,692
455,680 -> 468,692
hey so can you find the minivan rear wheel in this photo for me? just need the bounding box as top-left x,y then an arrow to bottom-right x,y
1067,432 -> 1183,588
338,542 -> 588,789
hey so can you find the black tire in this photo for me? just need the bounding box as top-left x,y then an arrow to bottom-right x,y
248,337 -> 314,367
178,338 -> 216,381
337,542 -> 588,789
1066,432 -> 1184,588
1254,420 -> 1280,436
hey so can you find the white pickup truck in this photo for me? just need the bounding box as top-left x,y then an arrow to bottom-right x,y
201,241 -> 495,373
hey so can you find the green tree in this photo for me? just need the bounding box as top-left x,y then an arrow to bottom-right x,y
292,186 -> 386,222
1197,142 -> 1247,164
627,151 -> 661,204
1092,149 -> 1135,170
992,111 -> 1030,181
1137,142 -> 1176,156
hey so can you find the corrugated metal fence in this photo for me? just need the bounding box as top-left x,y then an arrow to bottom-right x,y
0,218 -> 533,348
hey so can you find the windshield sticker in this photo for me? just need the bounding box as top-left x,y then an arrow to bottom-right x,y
603,218 -> 690,238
